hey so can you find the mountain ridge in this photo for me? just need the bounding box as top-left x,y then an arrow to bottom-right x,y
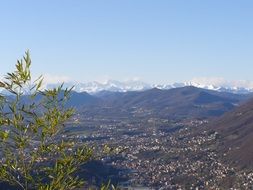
67,86 -> 251,120
44,80 -> 253,94
208,97 -> 253,169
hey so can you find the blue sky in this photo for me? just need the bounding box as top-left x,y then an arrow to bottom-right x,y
0,0 -> 253,84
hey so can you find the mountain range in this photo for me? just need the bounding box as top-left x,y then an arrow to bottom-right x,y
66,86 -> 251,120
45,80 -> 253,94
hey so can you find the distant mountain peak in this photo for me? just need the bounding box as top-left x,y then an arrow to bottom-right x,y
42,80 -> 253,94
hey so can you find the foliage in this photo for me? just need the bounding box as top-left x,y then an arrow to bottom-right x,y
100,182 -> 118,190
0,51 -> 108,190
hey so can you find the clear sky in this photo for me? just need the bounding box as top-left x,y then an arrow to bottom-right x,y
0,0 -> 253,84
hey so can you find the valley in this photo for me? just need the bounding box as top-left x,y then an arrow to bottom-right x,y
61,86 -> 253,189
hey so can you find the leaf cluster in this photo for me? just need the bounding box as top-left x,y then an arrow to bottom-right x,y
0,52 -> 94,190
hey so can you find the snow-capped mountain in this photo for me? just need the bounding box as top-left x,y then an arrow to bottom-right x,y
1,79 -> 253,94
46,80 -> 153,94
183,81 -> 253,94
44,80 -> 253,94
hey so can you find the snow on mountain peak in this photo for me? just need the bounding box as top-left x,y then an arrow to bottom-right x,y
42,78 -> 253,94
